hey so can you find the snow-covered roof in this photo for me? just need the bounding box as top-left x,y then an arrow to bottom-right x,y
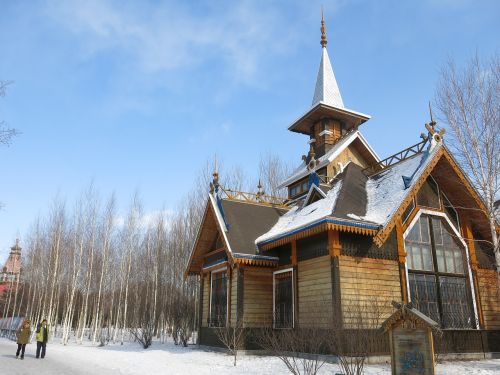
360,142 -> 442,225
256,180 -> 343,244
312,47 -> 344,108
257,140 -> 443,246
278,130 -> 379,188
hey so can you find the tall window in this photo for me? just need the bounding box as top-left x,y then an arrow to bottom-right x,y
405,214 -> 475,329
210,270 -> 227,327
274,269 -> 294,328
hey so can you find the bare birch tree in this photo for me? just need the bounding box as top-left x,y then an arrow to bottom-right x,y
0,80 -> 18,146
435,54 -> 500,283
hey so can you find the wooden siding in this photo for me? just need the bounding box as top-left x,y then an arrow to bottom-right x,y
477,269 -> 500,330
230,268 -> 238,326
201,273 -> 210,327
297,255 -> 333,327
243,268 -> 273,327
339,256 -> 401,328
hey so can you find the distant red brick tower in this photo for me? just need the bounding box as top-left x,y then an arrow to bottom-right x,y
1,239 -> 21,283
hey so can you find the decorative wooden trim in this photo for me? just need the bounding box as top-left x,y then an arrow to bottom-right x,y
291,240 -> 297,266
373,147 -> 445,247
327,222 -> 377,236
395,219 -> 408,304
328,230 -> 341,257
233,258 -> 277,267
261,222 -> 377,251
395,219 -> 407,264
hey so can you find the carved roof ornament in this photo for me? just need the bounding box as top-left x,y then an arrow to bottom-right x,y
256,179 -> 265,201
425,102 -> 446,143
210,154 -> 220,194
320,7 -> 327,48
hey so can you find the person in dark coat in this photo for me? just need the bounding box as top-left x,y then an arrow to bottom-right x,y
16,319 -> 31,360
35,319 -> 49,359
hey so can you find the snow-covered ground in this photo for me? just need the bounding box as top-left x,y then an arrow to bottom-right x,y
1,337 -> 499,375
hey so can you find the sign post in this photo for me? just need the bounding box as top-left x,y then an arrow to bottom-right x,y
382,301 -> 442,375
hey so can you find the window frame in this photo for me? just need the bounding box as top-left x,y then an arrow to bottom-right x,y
403,209 -> 479,329
273,267 -> 295,329
209,267 -> 229,328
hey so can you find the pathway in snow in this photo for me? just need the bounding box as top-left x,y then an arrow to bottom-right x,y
1,337 -> 499,374
0,338 -> 118,375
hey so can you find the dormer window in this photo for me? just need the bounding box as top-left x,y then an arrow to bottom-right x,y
289,178 -> 309,198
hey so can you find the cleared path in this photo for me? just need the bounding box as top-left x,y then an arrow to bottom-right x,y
0,338 -> 118,375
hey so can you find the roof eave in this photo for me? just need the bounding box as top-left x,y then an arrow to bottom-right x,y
288,102 -> 371,135
257,216 -> 380,248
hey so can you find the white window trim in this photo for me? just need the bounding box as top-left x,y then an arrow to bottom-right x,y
209,267 -> 229,327
273,267 -> 295,329
403,209 -> 479,329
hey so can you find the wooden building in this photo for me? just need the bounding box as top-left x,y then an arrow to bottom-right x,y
185,17 -> 500,355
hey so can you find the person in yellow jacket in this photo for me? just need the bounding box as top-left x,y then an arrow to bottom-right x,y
15,319 -> 31,360
35,319 -> 49,359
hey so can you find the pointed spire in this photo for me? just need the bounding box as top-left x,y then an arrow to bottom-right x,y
312,12 -> 344,109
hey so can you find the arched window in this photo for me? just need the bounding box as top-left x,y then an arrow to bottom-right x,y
405,214 -> 475,329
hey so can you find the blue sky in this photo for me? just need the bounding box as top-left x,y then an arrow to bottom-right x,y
0,0 -> 499,260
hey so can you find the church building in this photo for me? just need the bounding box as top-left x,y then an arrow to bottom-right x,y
185,17 -> 499,355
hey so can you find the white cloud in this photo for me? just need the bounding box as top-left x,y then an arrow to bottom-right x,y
44,0 -> 298,84
114,208 -> 175,229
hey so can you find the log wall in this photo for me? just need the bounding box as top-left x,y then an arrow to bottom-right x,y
230,268 -> 238,326
477,268 -> 500,330
201,273 -> 210,327
243,268 -> 273,327
339,255 -> 401,328
297,255 -> 333,327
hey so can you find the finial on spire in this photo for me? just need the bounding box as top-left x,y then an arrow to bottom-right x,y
428,101 -> 436,128
425,101 -> 438,135
256,179 -> 265,201
210,154 -> 220,194
320,7 -> 327,48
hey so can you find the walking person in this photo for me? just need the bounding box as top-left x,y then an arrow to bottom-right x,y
15,319 -> 31,360
35,319 -> 49,359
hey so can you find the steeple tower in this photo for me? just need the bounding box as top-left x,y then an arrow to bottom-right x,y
279,11 -> 378,197
1,239 -> 21,282
288,12 -> 370,160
